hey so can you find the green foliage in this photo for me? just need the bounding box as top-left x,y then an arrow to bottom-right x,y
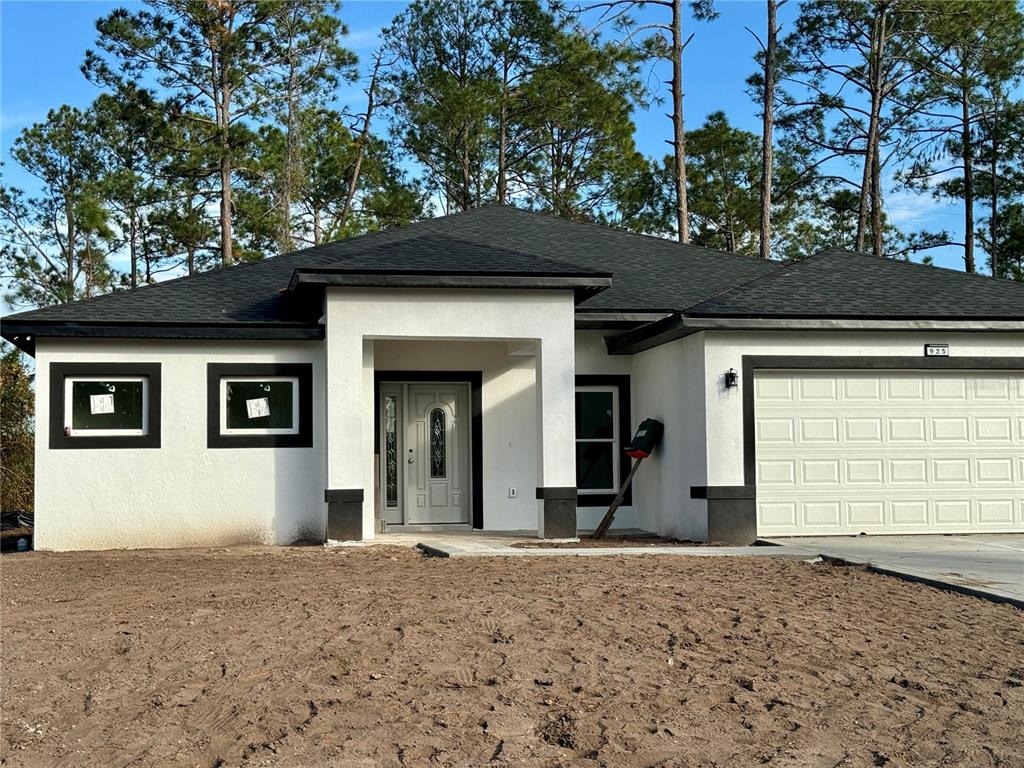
84,0 -> 356,265
0,105 -> 117,307
0,342 -> 34,514
620,112 -> 818,258
381,0 -> 646,221
897,0 -> 1024,272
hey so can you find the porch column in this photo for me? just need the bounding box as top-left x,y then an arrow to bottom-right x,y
535,331 -> 577,538
324,315 -> 374,540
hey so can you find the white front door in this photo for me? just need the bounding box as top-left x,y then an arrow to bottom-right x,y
380,382 -> 470,525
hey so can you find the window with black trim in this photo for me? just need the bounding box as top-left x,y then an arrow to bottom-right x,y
575,375 -> 631,507
207,363 -> 313,448
49,363 -> 162,449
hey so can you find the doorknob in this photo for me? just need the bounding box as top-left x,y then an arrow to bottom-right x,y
408,448 -> 414,464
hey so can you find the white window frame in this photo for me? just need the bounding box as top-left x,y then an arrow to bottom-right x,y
64,376 -> 149,437
575,384 -> 620,495
219,376 -> 300,436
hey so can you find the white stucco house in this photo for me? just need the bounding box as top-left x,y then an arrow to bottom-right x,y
3,205 -> 1022,551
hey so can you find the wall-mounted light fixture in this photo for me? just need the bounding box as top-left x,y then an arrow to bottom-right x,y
724,368 -> 739,389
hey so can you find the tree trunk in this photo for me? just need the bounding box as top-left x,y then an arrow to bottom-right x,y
341,53 -> 382,227
143,226 -> 152,283
129,212 -> 138,289
460,123 -> 472,211
281,29 -> 299,253
871,138 -> 883,257
671,0 -> 689,243
989,98 -> 999,277
856,6 -> 884,253
220,148 -> 233,266
215,46 -> 234,266
758,0 -> 777,260
65,194 -> 76,302
313,206 -> 322,245
497,84 -> 508,205
961,79 -> 975,274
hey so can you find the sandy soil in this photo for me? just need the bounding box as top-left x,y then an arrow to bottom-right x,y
2,546 -> 1023,768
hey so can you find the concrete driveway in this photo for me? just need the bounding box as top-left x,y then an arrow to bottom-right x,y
767,534 -> 1024,608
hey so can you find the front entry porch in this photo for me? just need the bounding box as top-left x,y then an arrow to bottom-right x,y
321,289 -> 582,542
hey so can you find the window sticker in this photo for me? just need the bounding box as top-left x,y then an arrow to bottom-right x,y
90,393 -> 115,415
246,397 -> 270,419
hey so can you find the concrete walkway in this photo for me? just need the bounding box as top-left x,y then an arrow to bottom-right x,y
370,531 -> 817,559
767,535 -> 1024,608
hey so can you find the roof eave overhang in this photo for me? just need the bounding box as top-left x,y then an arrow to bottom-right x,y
289,269 -> 612,304
607,313 -> 1024,355
0,320 -> 324,357
573,310 -> 673,330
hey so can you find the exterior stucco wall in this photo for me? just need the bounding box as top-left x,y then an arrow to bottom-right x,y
34,338 -> 326,551
703,330 -> 1024,488
324,288 -> 577,538
631,333 -> 709,540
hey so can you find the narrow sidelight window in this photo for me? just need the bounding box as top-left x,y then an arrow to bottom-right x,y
384,394 -> 399,508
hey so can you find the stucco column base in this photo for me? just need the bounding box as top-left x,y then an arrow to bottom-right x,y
325,489 -> 364,541
536,487 -> 577,538
693,486 -> 757,545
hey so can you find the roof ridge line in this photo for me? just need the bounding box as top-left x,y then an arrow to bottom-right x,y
309,231 -> 608,275
483,205 -> 778,266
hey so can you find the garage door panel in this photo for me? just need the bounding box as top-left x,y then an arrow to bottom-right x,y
976,417 -> 1013,441
844,417 -> 882,442
798,376 -> 837,401
758,459 -> 796,485
757,418 -> 794,442
978,499 -> 1015,524
849,500 -> 885,526
843,377 -> 882,400
887,377 -> 926,400
800,417 -> 839,442
846,459 -> 884,484
976,378 -> 1011,400
931,378 -> 968,399
933,458 -> 970,483
802,459 -> 840,484
931,417 -> 970,442
935,500 -> 971,524
888,418 -> 926,442
756,370 -> 1024,536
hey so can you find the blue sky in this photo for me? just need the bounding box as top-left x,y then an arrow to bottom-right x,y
1,0 -> 967,275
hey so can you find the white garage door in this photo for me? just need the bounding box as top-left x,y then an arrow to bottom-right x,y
755,369 -> 1024,536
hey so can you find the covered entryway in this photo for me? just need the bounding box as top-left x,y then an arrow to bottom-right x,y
379,379 -> 472,526
755,369 -> 1024,536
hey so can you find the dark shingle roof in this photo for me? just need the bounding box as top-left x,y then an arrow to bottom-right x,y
3,210 -> 1022,344
688,248 -> 1024,319
1,206 -> 778,330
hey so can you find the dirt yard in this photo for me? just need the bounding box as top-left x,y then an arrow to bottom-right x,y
2,546 -> 1023,768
